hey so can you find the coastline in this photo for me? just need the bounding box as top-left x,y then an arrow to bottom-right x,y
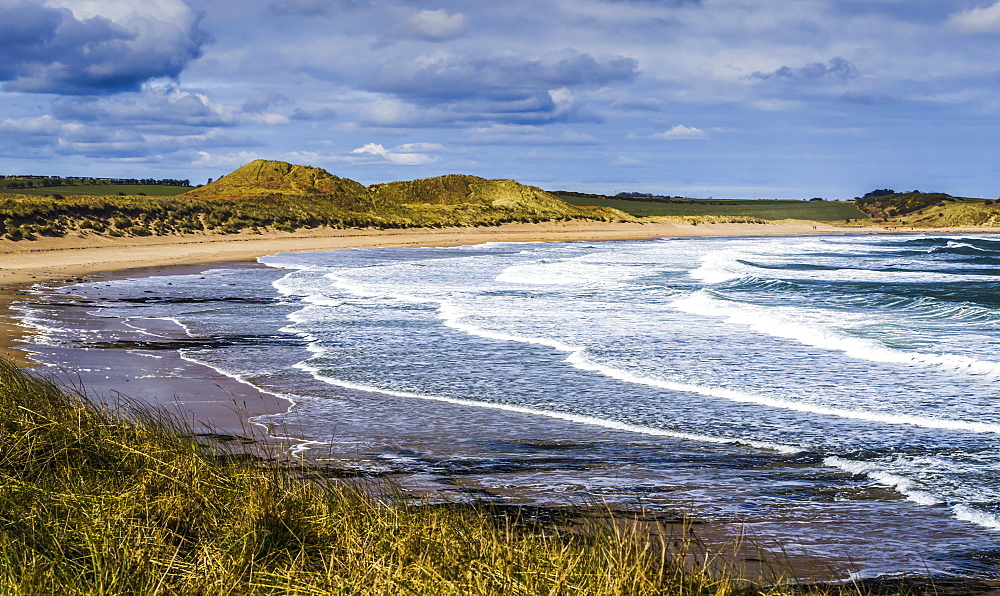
0,220 -> 846,433
2,219 -> 996,427
6,221 -> 1000,584
0,219 -> 849,354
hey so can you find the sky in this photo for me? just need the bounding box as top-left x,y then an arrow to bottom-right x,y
2,0 -> 1000,199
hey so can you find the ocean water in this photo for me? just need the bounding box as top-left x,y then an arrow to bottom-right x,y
15,233 -> 1000,578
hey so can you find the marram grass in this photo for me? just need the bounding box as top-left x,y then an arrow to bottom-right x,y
0,357 -> 909,595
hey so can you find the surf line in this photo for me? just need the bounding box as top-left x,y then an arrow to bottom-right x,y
294,361 -> 803,454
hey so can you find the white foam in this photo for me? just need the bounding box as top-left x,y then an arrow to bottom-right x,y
672,290 -> 1000,377
823,456 -> 943,506
690,243 -> 1000,285
825,456 -> 1000,533
496,260 -> 639,286
292,360 -> 802,454
178,351 -> 308,409
952,504 -> 1000,531
437,301 -> 580,353
276,260 -> 1000,435
943,240 -> 987,251
568,351 -> 1000,433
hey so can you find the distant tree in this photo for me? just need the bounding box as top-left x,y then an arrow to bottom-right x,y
862,189 -> 895,199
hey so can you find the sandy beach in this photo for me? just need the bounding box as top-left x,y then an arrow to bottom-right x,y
0,220 -> 844,433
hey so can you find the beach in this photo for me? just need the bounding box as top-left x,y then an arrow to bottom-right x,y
5,220 -> 1000,585
0,221 -> 839,438
0,220 -> 839,433
0,219 -> 847,351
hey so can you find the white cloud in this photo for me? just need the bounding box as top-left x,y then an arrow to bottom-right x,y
0,115 -> 63,136
647,124 -> 708,141
633,125 -> 707,140
249,112 -> 291,125
357,98 -> 428,127
405,9 -> 467,41
612,96 -> 664,112
465,124 -> 599,145
351,142 -> 440,165
193,151 -> 264,170
947,2 -> 1000,34
45,0 -> 195,25
611,155 -> 645,166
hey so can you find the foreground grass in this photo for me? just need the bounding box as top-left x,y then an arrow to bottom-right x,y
0,357 -> 812,595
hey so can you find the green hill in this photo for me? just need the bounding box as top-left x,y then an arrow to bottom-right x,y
0,161 -> 628,241
371,174 -> 611,221
854,191 -> 1000,227
183,160 -> 367,199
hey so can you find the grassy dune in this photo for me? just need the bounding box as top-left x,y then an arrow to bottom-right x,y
0,357 -> 824,595
854,191 -> 1000,228
0,161 -> 630,241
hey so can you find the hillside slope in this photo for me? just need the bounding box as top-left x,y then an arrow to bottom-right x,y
854,191 -> 1000,227
183,160 -> 368,199
371,174 -> 615,221
0,161 -> 628,241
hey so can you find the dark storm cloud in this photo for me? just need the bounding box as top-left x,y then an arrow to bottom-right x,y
355,50 -> 636,127
0,1 -> 208,95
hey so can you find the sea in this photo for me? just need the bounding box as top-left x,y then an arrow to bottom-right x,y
13,232 -> 1000,580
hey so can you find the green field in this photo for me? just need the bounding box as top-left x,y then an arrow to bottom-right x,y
554,194 -> 869,221
0,184 -> 194,197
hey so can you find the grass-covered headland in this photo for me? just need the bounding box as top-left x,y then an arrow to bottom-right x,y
0,356 -> 820,595
853,189 -> 1000,227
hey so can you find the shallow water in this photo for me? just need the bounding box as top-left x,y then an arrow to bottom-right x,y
14,233 -> 1000,580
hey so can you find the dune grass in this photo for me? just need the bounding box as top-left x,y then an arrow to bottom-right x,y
0,356 -> 836,595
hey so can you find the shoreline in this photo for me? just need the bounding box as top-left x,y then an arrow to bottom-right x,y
6,221 -> 1000,584
1,219 -> 852,355
0,220 -> 848,432
2,219 -> 996,429
5,219 -> 998,357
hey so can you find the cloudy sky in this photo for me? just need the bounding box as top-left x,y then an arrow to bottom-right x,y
2,0 -> 1000,198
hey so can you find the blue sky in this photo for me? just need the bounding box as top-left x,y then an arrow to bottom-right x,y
2,0 -> 1000,199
